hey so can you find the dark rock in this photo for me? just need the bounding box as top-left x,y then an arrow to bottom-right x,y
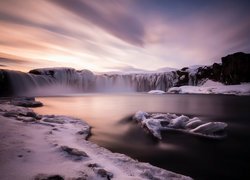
181,67 -> 189,71
43,118 -> 65,124
3,111 -> 18,118
34,174 -> 64,180
175,70 -> 189,86
96,168 -> 113,179
11,98 -> 43,107
26,111 -> 38,118
88,163 -> 113,179
60,146 -> 88,161
77,130 -> 88,135
221,52 -> 250,84
44,115 -> 55,118
160,121 -> 169,127
0,70 -> 14,96
87,163 -> 99,168
210,63 -> 222,81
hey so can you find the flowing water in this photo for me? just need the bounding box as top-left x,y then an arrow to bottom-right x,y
35,93 -> 250,180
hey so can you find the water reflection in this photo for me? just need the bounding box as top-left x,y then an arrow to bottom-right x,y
35,93 -> 250,180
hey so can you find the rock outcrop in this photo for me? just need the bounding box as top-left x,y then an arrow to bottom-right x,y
173,52 -> 250,86
221,52 -> 250,84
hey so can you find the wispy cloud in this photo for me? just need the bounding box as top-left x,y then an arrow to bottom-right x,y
51,0 -> 145,46
0,0 -> 249,72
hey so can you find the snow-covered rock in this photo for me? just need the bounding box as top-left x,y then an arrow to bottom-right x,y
133,110 -> 149,122
148,90 -> 166,94
190,122 -> 227,134
168,81 -> 250,95
133,111 -> 227,139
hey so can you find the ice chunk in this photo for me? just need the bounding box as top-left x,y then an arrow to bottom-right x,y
185,117 -> 203,129
148,90 -> 166,94
142,118 -> 163,139
190,122 -> 227,134
133,111 -> 149,122
133,111 -> 227,140
169,115 -> 190,129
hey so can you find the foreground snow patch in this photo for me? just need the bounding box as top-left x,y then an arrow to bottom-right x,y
168,81 -> 250,95
0,99 -> 192,180
133,111 -> 227,140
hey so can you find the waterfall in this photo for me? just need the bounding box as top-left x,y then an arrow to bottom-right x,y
0,68 -> 178,96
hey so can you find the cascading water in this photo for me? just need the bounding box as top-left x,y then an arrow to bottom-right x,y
0,68 -> 179,96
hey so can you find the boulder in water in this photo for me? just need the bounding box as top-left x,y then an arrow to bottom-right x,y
133,111 -> 227,140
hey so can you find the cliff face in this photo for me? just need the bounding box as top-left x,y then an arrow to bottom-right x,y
0,70 -> 14,96
221,52 -> 250,84
174,52 -> 250,86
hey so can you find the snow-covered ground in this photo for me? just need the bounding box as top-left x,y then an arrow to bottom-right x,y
168,80 -> 250,96
0,99 -> 192,180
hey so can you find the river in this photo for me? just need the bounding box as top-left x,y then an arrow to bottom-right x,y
35,93 -> 250,180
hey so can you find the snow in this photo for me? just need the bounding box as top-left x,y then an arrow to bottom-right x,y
133,111 -> 227,140
168,80 -> 250,95
0,99 -> 192,180
148,90 -> 166,94
133,110 -> 149,122
202,79 -> 224,87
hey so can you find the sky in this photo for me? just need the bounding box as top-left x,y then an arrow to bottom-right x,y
0,0 -> 249,72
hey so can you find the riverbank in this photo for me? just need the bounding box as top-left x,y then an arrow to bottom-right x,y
0,98 -> 192,180
167,81 -> 250,96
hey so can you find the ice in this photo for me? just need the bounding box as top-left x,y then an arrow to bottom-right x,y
133,111 -> 227,140
185,118 -> 203,129
141,118 -> 163,139
133,111 -> 149,122
168,115 -> 189,128
148,90 -> 166,94
190,122 -> 228,134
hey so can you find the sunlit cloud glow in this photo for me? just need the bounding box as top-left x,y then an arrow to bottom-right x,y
0,0 -> 249,72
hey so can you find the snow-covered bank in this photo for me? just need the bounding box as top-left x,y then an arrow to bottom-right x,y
168,81 -> 250,96
0,99 -> 192,180
133,111 -> 227,140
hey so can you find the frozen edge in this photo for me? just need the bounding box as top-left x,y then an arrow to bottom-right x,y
0,101 -> 192,180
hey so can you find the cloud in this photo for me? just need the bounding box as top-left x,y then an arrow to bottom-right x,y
0,57 -> 27,64
0,0 -> 249,72
51,0 -> 145,46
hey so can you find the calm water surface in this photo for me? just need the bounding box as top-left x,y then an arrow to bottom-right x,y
35,93 -> 250,180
